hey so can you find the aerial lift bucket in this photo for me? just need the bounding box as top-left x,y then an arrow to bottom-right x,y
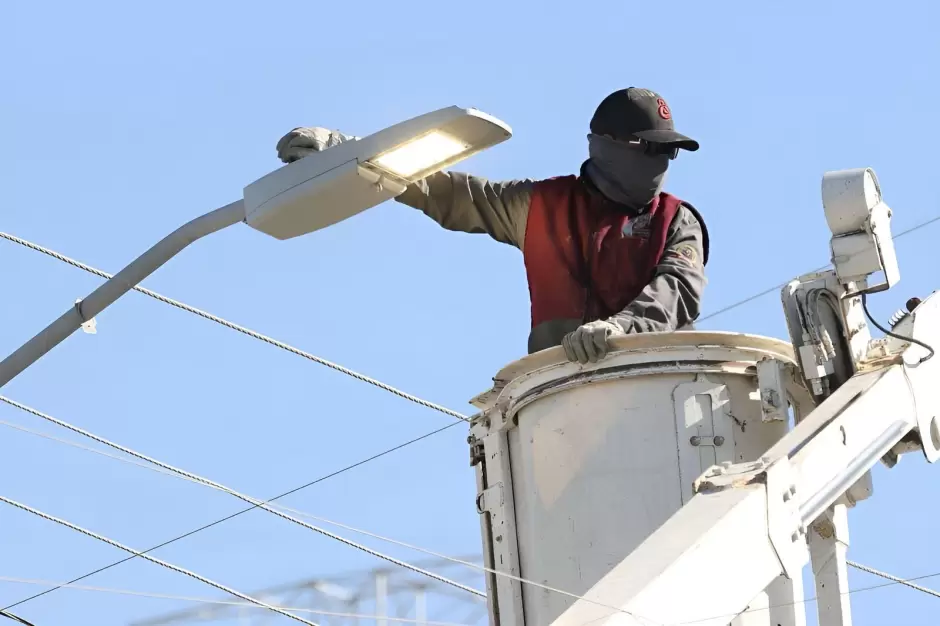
468,331 -> 813,626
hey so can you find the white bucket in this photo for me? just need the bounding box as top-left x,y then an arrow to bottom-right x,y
469,332 -> 800,626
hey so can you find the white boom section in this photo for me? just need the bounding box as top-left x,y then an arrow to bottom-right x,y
550,290 -> 940,626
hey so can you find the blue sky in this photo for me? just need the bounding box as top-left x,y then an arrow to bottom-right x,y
1,1 -> 939,624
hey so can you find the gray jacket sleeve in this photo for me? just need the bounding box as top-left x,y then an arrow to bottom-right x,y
395,172 -> 534,249
608,205 -> 707,333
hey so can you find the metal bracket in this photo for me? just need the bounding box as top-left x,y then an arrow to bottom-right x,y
765,458 -> 809,580
757,358 -> 789,422
476,483 -> 504,513
674,375 -> 735,503
694,457 -> 808,580
74,299 -> 98,335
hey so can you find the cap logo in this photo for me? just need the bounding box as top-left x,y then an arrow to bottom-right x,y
657,98 -> 672,120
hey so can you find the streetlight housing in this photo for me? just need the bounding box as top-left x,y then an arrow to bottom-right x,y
243,106 -> 513,241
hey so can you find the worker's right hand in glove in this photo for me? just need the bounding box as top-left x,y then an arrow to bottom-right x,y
276,127 -> 357,164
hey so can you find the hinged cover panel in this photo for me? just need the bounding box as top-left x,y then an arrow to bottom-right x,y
674,375 -> 736,504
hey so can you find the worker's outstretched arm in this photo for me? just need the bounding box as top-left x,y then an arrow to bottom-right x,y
610,206 -> 706,333
395,172 -> 532,249
276,127 -> 531,249
562,207 -> 706,364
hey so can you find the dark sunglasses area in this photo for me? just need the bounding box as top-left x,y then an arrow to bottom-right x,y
592,134 -> 680,160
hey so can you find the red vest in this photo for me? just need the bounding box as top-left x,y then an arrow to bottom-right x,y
523,176 -> 683,328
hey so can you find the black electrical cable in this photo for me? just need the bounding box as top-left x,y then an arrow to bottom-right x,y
861,294 -> 935,364
0,610 -> 36,626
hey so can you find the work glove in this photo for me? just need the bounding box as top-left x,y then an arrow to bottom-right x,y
276,127 -> 357,164
562,320 -> 625,364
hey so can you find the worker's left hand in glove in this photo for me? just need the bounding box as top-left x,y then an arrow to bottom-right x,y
562,320 -> 625,364
276,127 -> 357,164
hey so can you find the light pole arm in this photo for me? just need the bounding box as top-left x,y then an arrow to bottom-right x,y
0,200 -> 246,389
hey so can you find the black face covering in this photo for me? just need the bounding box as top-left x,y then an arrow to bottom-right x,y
584,134 -> 670,210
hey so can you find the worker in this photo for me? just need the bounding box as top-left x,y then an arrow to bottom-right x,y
276,88 -> 708,364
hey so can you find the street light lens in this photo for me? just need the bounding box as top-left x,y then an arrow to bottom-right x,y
371,131 -> 469,178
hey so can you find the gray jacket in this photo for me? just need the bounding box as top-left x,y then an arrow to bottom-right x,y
395,170 -> 708,354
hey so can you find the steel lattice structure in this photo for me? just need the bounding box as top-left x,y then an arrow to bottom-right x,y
130,557 -> 488,626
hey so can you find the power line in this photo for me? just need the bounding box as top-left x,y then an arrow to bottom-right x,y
847,560 -> 940,600
697,213 -> 940,323
0,611 -> 35,626
0,419 -> 182,478
0,398 -> 657,625
0,396 -> 481,598
0,496 -> 319,626
0,231 -> 470,423
0,575 -> 475,626
0,417 -> 462,612
2,414 -> 471,584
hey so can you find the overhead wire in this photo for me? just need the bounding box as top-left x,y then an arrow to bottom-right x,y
697,212 -> 940,323
847,560 -> 940,600
0,395 -> 481,598
0,398 -> 659,625
0,418 -> 461,613
0,611 -> 35,626
0,496 -> 319,626
0,419 -> 182,478
0,417 -> 483,582
0,411 -> 490,584
0,231 -> 470,423
1,412 -> 477,580
0,575 -> 478,626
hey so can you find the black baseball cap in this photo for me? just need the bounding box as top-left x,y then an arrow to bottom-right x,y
590,87 -> 699,151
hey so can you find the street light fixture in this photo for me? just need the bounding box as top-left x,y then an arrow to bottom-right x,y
243,106 -> 511,240
0,106 -> 512,388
